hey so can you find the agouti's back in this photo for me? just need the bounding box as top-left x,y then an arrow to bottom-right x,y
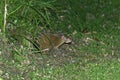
34,33 -> 71,51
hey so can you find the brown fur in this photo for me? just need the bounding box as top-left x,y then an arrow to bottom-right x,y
34,33 -> 71,51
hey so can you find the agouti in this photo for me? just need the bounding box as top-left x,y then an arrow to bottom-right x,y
34,33 -> 72,51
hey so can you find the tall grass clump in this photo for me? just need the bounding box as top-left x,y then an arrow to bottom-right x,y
7,0 -> 56,35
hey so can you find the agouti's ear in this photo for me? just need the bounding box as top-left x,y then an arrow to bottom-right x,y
61,36 -> 72,43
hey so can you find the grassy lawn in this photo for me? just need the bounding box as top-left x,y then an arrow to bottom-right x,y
0,0 -> 120,80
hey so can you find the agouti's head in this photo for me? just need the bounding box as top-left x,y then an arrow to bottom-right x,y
61,35 -> 72,44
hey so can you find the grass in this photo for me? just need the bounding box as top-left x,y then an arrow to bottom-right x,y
0,0 -> 120,80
